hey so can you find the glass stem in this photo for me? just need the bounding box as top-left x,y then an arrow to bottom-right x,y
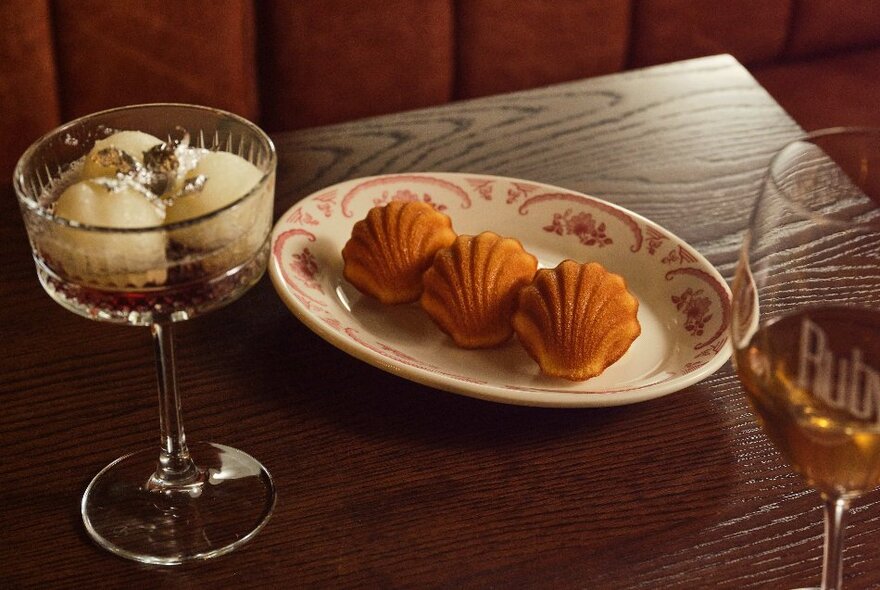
150,322 -> 198,487
821,495 -> 851,590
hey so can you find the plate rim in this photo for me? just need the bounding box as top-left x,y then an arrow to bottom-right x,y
269,172 -> 732,408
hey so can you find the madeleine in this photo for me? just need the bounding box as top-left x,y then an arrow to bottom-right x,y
420,231 -> 538,348
342,201 -> 456,304
513,260 -> 640,380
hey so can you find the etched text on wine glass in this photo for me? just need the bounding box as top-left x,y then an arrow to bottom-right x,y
798,317 -> 880,422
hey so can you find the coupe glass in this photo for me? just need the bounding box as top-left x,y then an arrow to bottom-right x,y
13,104 -> 277,565
731,127 -> 880,589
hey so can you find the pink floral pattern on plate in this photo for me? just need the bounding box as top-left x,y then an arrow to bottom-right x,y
543,209 -> 612,247
269,173 -> 731,408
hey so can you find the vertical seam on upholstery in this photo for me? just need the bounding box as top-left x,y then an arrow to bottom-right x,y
253,0 -> 273,130
779,0 -> 800,59
46,0 -> 64,123
448,0 -> 457,103
624,0 -> 640,70
451,0 -> 463,101
752,0 -> 799,69
243,0 -> 260,125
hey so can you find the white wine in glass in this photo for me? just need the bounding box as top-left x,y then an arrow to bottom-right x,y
731,128 -> 880,589
13,104 -> 277,565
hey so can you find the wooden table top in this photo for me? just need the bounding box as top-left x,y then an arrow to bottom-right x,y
4,54 -> 878,589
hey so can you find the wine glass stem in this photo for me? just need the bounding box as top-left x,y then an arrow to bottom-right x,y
150,322 -> 198,486
821,495 -> 851,590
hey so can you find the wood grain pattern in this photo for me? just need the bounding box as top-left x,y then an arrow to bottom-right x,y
4,55 -> 877,589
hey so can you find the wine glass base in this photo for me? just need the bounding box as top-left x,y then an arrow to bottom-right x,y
81,442 -> 276,565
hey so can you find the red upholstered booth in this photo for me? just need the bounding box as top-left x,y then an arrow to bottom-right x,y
2,0 -> 879,175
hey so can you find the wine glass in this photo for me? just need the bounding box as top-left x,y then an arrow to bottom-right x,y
731,127 -> 880,589
13,104 -> 277,565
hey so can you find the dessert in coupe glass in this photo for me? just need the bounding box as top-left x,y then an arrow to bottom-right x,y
13,104 -> 277,564
731,128 -> 880,589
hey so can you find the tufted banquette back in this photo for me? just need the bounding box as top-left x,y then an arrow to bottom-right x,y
3,0 -> 880,174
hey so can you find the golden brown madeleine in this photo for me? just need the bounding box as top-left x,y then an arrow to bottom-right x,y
342,201 -> 456,304
421,231 -> 538,348
512,260 -> 640,381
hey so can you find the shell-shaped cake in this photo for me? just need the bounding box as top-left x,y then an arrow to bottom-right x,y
342,201 -> 456,304
513,260 -> 641,381
421,231 -> 538,348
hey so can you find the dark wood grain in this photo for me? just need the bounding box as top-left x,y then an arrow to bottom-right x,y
4,54 -> 876,589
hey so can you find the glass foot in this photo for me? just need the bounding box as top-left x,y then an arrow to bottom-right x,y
82,442 -> 275,565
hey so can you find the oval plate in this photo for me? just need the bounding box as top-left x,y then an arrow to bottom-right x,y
269,173 -> 731,407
